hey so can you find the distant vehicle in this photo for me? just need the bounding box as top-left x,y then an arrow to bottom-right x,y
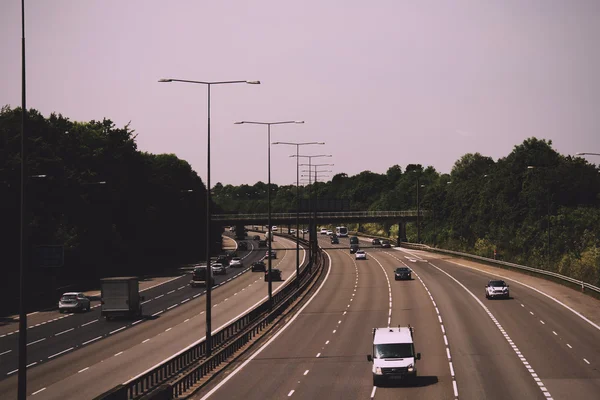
264,268 -> 283,282
251,260 -> 266,272
216,254 -> 231,266
190,265 -> 214,287
320,228 -> 328,235
350,243 -> 360,254
367,326 -> 421,386
211,263 -> 228,275
349,236 -> 359,245
301,229 -> 309,234
100,277 -> 143,320
289,229 -> 296,235
485,280 -> 510,299
258,239 -> 267,248
230,257 -> 244,268
336,226 -> 349,237
326,230 -> 333,236
272,226 -> 278,232
253,235 -> 260,241
265,250 -> 277,259
238,242 -> 248,250
394,267 -> 412,280
372,238 -> 381,246
355,250 -> 367,260
381,240 -> 391,248
331,236 -> 339,244
58,292 -> 90,313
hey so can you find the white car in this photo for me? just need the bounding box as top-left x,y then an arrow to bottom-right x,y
59,292 -> 91,313
230,257 -> 243,268
272,226 -> 278,232
485,280 -> 510,299
289,229 -> 296,234
212,263 -> 228,275
355,250 -> 367,260
301,229 -> 309,234
320,228 -> 328,235
327,230 -> 333,236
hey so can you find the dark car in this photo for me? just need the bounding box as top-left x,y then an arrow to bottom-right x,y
258,239 -> 267,248
331,236 -> 339,244
350,243 -> 360,254
265,250 -> 277,259
216,254 -> 230,266
238,242 -> 248,250
394,267 -> 412,280
251,261 -> 266,272
381,240 -> 391,248
189,266 -> 215,287
264,268 -> 282,282
371,238 -> 381,246
253,235 -> 260,241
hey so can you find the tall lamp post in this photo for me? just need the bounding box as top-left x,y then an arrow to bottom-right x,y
293,155 -> 332,265
18,0 -> 28,398
159,78 -> 259,356
273,141 -> 324,288
235,121 -> 304,308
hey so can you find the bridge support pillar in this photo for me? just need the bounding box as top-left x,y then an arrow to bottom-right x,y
397,221 -> 407,246
234,223 -> 246,240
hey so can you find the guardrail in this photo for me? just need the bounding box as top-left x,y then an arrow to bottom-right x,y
213,210 -> 428,221
96,238 -> 323,400
401,242 -> 600,294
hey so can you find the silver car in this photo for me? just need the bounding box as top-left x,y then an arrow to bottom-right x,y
211,263 -> 228,275
230,257 -> 244,268
59,292 -> 91,313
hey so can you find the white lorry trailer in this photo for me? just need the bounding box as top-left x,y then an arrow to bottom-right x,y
100,277 -> 144,320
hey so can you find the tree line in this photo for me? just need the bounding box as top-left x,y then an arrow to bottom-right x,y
212,138 -> 600,286
0,106 -> 213,314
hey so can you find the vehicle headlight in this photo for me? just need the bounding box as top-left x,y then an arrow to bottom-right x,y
503,287 -> 508,291
374,367 -> 382,375
407,364 -> 414,372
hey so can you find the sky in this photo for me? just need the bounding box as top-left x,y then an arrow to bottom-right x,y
1,1 -> 599,186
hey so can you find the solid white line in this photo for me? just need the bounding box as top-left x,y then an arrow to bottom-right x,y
27,338 -> 46,346
109,326 -> 126,335
31,387 -> 46,396
197,249 -> 328,400
288,389 -> 294,396
0,350 -> 12,356
78,367 -> 89,373
82,336 -> 102,345
48,347 -> 74,359
81,319 -> 98,327
142,339 -> 150,343
55,328 -> 74,336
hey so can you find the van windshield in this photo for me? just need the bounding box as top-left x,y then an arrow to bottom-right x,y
374,343 -> 414,359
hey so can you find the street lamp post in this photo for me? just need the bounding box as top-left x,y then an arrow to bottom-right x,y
235,121 -> 304,307
159,78 -> 259,356
273,141 -> 324,288
293,155 -> 332,266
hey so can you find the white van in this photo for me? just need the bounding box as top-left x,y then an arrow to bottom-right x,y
367,326 -> 421,386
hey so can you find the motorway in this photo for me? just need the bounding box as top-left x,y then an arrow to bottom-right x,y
194,234 -> 600,400
0,234 -> 306,399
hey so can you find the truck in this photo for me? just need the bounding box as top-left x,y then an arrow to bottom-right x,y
190,265 -> 215,287
100,277 -> 144,320
367,326 -> 421,386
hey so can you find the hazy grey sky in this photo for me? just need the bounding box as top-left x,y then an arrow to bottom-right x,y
2,1 -> 599,186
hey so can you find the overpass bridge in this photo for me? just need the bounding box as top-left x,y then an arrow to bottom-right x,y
213,210 -> 429,242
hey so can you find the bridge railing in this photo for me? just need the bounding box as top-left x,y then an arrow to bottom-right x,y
401,242 -> 600,295
213,210 -> 428,221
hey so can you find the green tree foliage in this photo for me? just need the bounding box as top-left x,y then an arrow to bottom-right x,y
1,106 -> 208,313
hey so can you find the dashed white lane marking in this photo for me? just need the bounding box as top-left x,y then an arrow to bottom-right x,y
288,390 -> 295,397
370,386 -> 377,399
142,299 -> 152,304
78,367 -> 89,373
540,320 -> 545,325
55,328 -> 74,336
303,370 -> 309,376
181,298 -> 190,304
27,361 -> 37,368
114,351 -> 123,357
82,336 -> 102,346
7,369 -> 17,376
552,331 -> 557,336
0,349 -> 12,356
31,387 -> 46,396
152,310 -> 164,316
184,318 -> 190,323
567,344 -> 572,348
584,358 -> 590,364
81,319 -> 98,327
142,339 -> 150,344
178,285 -> 185,290
167,304 -> 177,310
155,294 -> 164,299
109,326 -> 126,335
27,338 -> 46,346
325,340 -> 329,345
316,353 -> 321,358
132,319 -> 143,326
167,290 -> 175,295
165,327 -> 172,332
48,347 -> 74,359
423,258 -> 552,400
530,311 -> 534,315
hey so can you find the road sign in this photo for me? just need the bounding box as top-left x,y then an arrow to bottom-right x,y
34,245 -> 64,268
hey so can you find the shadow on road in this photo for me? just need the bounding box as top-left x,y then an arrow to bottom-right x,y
380,375 -> 439,388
